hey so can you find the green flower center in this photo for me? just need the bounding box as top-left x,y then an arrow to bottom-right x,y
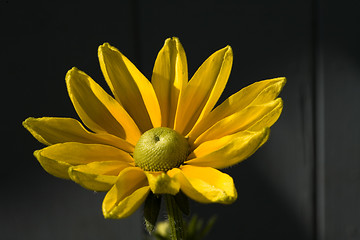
133,127 -> 190,172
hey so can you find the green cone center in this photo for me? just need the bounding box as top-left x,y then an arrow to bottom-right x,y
133,127 -> 189,172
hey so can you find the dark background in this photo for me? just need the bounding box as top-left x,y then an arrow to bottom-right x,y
2,0 -> 360,239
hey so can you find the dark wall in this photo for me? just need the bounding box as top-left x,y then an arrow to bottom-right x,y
1,0 -> 359,239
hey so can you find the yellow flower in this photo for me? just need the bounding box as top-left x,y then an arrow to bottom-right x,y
23,37 -> 285,219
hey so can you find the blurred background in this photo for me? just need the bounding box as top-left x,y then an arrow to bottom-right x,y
1,0 -> 359,239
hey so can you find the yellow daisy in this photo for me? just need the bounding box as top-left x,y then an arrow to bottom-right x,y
23,37 -> 285,221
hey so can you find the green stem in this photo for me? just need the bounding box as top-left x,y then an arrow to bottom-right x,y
165,194 -> 184,240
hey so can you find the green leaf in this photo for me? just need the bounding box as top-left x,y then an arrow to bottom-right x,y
144,192 -> 162,234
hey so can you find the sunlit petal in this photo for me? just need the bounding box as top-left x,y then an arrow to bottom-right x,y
174,46 -> 233,135
144,171 -> 180,195
103,167 -> 150,219
193,99 -> 282,146
23,117 -> 134,152
68,161 -> 133,192
99,43 -> 161,132
34,142 -> 134,179
188,77 -> 286,140
152,37 -> 187,128
37,142 -> 133,164
186,128 -> 270,169
169,166 -> 237,204
34,150 -> 71,179
66,68 -> 141,145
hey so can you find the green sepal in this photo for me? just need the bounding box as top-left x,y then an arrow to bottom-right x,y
144,192 -> 162,234
174,191 -> 190,215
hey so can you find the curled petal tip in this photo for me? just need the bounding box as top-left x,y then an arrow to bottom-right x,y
65,67 -> 79,79
164,37 -> 180,46
171,36 -> 180,42
100,42 -> 110,48
22,117 -> 31,128
225,45 -> 232,52
99,42 -> 118,52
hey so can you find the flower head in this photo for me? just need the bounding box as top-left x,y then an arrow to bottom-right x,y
23,37 -> 285,219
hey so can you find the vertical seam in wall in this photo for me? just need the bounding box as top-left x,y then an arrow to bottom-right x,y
311,0 -> 318,239
311,1 -> 317,238
312,0 -> 325,239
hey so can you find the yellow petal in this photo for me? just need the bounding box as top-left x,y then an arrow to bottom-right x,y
188,77 -> 286,140
170,166 -> 237,204
23,117 -> 134,153
34,150 -> 71,179
247,100 -> 284,132
144,171 -> 180,195
174,46 -> 233,135
38,142 -> 133,165
98,43 -> 161,132
68,161 -> 132,192
66,68 -> 141,145
34,142 -> 133,179
186,128 -> 270,169
152,37 -> 187,128
193,98 -> 282,146
103,167 -> 150,219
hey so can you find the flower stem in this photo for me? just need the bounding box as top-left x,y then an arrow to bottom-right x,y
165,194 -> 184,240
